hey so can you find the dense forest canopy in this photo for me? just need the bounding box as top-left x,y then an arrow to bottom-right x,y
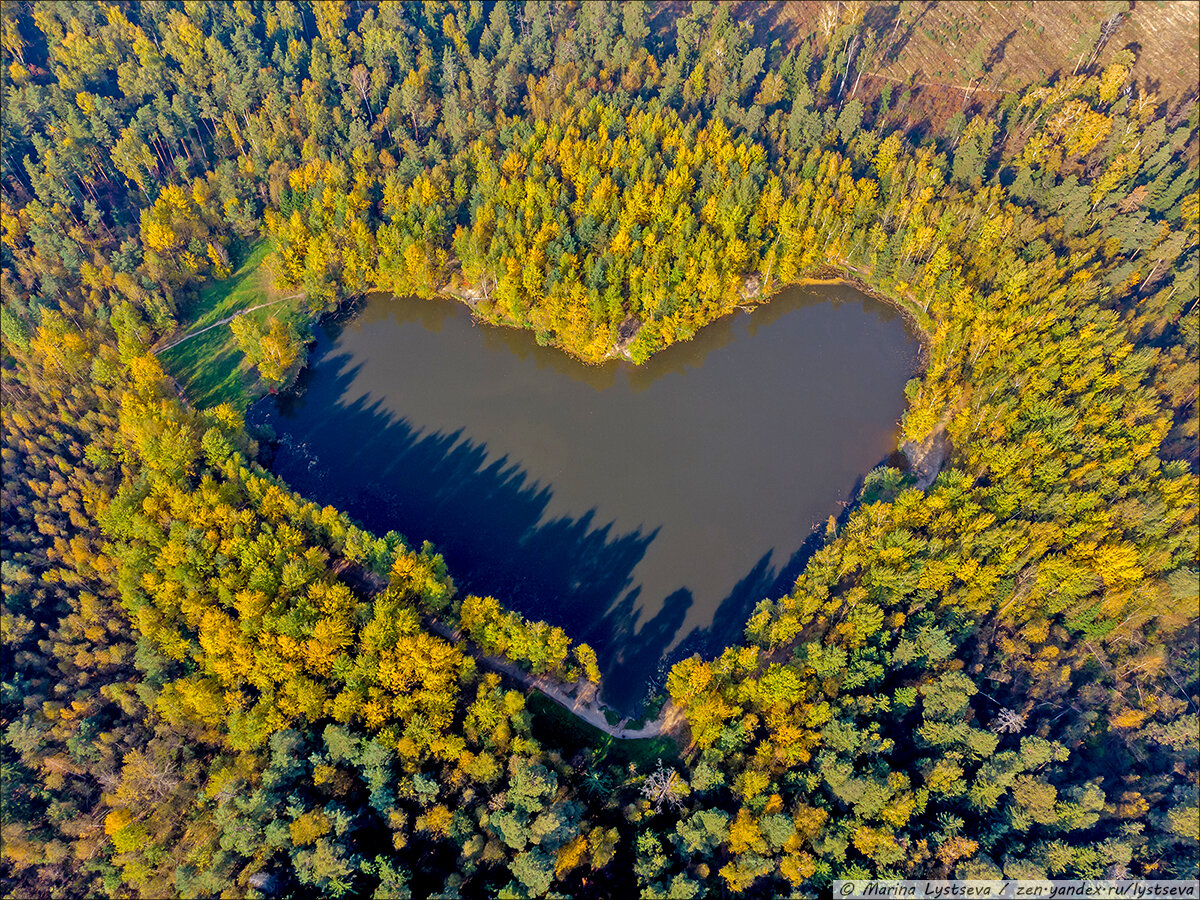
1,1 -> 1197,898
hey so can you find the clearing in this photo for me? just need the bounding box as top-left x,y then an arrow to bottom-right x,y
648,1 -> 1198,133
157,237 -> 305,410
715,0 -> 1199,99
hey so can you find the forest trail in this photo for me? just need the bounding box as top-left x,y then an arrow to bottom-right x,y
425,617 -> 682,741
153,295 -> 300,354
332,560 -> 681,741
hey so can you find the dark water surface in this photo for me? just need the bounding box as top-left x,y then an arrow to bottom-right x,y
251,285 -> 920,711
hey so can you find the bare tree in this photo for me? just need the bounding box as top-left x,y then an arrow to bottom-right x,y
640,760 -> 685,813
1076,11 -> 1125,75
350,64 -> 374,121
991,708 -> 1027,735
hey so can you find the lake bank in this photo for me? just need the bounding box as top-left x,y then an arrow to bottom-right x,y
250,283 -> 920,712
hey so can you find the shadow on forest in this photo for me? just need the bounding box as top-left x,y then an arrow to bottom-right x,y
863,3 -> 901,58
886,1 -> 937,66
986,29 -> 1017,74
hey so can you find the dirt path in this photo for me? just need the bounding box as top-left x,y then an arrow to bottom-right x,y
423,617 -> 683,741
153,295 -> 302,354
329,560 -> 684,742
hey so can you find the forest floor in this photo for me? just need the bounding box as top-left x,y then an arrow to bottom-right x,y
157,238 -> 305,409
524,693 -> 682,769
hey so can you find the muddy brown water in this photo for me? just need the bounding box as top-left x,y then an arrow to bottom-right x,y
251,284 -> 921,712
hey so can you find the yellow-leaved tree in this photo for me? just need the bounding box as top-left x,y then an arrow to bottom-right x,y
230,314 -> 303,387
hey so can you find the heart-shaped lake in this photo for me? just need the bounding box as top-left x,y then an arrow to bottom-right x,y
252,284 -> 921,711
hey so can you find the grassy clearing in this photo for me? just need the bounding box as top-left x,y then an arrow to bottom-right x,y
158,237 -> 306,410
526,692 -> 681,770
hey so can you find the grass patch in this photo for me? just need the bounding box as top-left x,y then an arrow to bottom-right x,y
158,322 -> 256,411
177,237 -> 276,331
526,692 -> 679,770
158,237 -> 306,410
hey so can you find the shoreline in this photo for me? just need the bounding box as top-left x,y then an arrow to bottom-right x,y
428,264 -> 935,371
256,255 -> 936,406
260,264 -> 935,440
789,265 -> 934,363
248,271 -> 941,739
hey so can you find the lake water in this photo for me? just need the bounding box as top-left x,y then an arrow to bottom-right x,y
251,285 -> 920,711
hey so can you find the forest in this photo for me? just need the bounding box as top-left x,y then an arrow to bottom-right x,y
1,1 -> 1197,897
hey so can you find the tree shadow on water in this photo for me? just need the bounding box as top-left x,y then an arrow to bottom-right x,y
592,586 -> 695,712
252,351 -> 688,712
664,537 -> 822,682
253,334 -> 912,716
